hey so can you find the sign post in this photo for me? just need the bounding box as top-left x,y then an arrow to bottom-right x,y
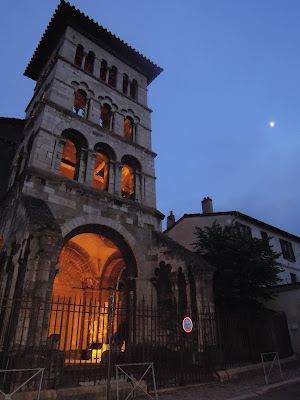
182,317 -> 193,333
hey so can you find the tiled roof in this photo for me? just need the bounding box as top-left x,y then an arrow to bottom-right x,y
24,0 -> 163,85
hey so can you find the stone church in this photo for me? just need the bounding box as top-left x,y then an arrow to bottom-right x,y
0,1 -> 213,367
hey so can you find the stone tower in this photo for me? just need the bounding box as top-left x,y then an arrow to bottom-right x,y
0,1 -> 213,361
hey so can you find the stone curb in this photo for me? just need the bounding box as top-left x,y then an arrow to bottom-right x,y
229,376 -> 300,400
215,354 -> 298,383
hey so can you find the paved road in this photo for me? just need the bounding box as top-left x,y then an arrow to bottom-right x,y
258,382 -> 300,399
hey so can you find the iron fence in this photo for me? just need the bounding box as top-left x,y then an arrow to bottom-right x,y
0,297 -> 293,392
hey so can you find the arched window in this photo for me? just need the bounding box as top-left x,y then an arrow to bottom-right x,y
123,74 -> 128,95
108,66 -> 117,87
93,144 -> 115,191
100,104 -> 112,129
84,51 -> 95,74
121,165 -> 135,200
73,89 -> 87,116
59,130 -> 88,181
124,117 -> 133,141
74,44 -> 84,67
93,153 -> 109,190
121,155 -> 141,200
59,139 -> 77,180
130,79 -> 138,100
100,60 -> 108,82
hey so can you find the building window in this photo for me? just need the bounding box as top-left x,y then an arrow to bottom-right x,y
280,239 -> 296,262
93,152 -> 109,190
124,117 -> 133,141
100,60 -> 107,82
74,44 -> 84,67
108,66 -> 117,87
261,231 -> 268,240
59,130 -> 88,181
100,104 -> 112,129
121,155 -> 141,201
290,273 -> 297,283
73,89 -> 87,116
123,74 -> 128,94
130,79 -> 138,99
236,222 -> 252,238
84,51 -> 95,74
121,164 -> 135,200
59,139 -> 77,180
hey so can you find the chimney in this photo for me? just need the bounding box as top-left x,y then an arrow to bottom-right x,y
167,211 -> 175,228
202,197 -> 213,213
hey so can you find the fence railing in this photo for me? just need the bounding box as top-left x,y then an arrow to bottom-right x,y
0,297 -> 293,391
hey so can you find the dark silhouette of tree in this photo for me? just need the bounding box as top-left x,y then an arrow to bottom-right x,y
193,222 -> 283,309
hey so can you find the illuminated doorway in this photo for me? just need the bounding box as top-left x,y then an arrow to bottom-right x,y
49,229 -> 136,363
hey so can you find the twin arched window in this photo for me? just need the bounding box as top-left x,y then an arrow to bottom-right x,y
100,104 -> 112,129
121,155 -> 141,200
123,74 -> 129,94
130,80 -> 138,100
75,45 -> 84,67
124,117 -> 133,141
100,60 -> 107,82
74,45 -> 95,74
73,89 -> 87,116
93,152 -> 109,190
84,52 -> 95,74
108,66 -> 117,87
93,144 -> 115,191
59,130 -> 88,181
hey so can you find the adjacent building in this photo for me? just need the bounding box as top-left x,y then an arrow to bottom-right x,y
166,197 -> 300,285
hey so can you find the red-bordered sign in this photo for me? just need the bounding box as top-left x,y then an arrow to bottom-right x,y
182,317 -> 193,333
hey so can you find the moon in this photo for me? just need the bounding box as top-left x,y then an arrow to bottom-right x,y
269,121 -> 275,127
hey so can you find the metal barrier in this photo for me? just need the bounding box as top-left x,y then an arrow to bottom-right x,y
115,363 -> 158,400
0,297 -> 293,390
0,368 -> 44,400
261,352 -> 283,385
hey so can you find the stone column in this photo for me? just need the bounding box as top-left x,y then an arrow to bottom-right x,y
55,138 -> 66,174
78,148 -> 87,183
85,150 -> 96,186
50,138 -> 59,172
135,172 -> 142,202
88,98 -> 100,125
108,160 -> 115,194
115,162 -> 122,197
140,173 -> 145,202
134,123 -> 138,143
94,58 -> 101,80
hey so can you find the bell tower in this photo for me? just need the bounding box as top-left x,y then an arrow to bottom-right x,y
22,1 -> 162,214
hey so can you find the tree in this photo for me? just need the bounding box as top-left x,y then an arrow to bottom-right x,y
193,222 -> 283,309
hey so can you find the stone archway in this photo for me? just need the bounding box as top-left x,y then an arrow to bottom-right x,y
49,225 -> 137,362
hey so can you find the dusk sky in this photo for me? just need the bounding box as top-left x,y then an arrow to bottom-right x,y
1,1 -> 299,235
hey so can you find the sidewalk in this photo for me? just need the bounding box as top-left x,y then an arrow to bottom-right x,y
149,362 -> 300,400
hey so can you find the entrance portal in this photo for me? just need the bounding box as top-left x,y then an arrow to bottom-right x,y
49,232 -> 135,363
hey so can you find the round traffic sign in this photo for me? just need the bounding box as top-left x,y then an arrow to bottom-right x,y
182,317 -> 193,333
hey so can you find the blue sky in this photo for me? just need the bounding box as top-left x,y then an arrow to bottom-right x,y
1,1 -> 299,235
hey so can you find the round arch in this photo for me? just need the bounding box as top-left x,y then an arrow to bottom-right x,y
63,224 -> 137,279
